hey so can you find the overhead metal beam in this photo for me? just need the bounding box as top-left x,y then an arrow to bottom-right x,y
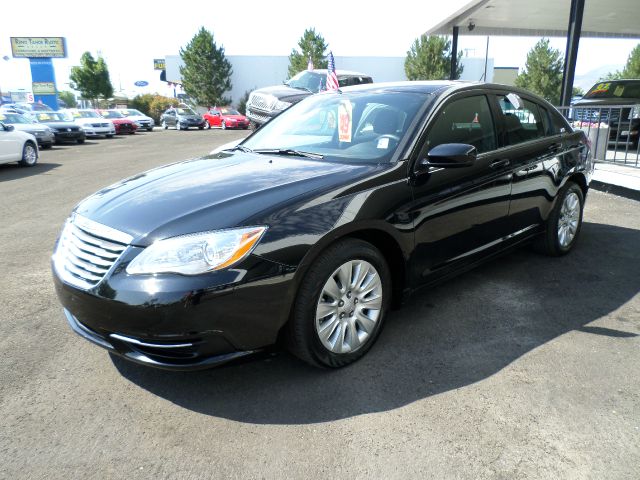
560,0 -> 585,106
450,26 -> 459,80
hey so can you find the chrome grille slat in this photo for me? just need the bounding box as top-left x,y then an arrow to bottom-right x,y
53,215 -> 130,290
70,224 -> 127,253
65,235 -> 121,265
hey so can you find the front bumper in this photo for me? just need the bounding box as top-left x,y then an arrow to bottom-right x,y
84,126 -> 116,137
53,252 -> 296,370
53,130 -> 85,143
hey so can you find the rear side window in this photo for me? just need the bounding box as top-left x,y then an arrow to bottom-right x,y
497,95 -> 546,145
425,95 -> 497,154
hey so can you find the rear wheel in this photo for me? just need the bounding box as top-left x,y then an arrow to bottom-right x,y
534,181 -> 584,256
286,239 -> 391,368
19,142 -> 38,167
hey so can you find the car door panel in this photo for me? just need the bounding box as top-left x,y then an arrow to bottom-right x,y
408,93 -> 512,284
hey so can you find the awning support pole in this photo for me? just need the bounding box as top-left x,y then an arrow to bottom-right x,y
450,26 -> 459,80
560,0 -> 585,106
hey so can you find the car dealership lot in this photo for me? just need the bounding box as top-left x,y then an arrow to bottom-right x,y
1,130 -> 639,479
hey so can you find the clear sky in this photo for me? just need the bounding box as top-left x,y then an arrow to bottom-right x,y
1,0 -> 637,97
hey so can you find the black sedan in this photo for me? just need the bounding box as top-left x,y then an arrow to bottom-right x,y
52,81 -> 593,370
34,112 -> 85,144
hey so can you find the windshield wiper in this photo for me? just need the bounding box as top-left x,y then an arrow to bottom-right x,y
286,84 -> 313,93
252,148 -> 324,160
226,145 -> 253,153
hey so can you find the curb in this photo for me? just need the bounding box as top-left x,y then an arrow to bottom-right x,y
590,180 -> 640,202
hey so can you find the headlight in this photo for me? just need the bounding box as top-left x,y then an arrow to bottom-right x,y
126,226 -> 267,275
273,100 -> 292,111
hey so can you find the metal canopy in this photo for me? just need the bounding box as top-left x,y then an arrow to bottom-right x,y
427,0 -> 640,39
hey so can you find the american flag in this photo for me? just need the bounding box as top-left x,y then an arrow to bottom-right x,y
307,55 -> 314,71
326,51 -> 339,91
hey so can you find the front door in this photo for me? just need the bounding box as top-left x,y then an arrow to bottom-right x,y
409,92 -> 513,284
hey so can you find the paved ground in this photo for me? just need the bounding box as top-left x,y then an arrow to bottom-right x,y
1,130 -> 639,480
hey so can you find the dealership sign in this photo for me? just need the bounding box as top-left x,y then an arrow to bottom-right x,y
134,80 -> 149,87
11,37 -> 67,58
32,82 -> 56,95
153,59 -> 166,70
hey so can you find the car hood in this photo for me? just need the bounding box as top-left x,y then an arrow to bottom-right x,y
110,118 -> 135,124
75,118 -> 112,125
9,124 -> 50,133
74,152 -> 380,246
573,98 -> 639,107
177,114 -> 203,121
41,121 -> 80,129
253,85 -> 312,104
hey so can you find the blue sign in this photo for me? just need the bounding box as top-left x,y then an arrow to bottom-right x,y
134,81 -> 149,87
29,58 -> 58,110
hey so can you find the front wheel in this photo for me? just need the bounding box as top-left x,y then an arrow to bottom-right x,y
205,120 -> 211,130
147,127 -> 153,132
221,121 -> 226,130
286,239 -> 391,368
161,120 -> 168,130
19,142 -> 38,167
534,181 -> 584,256
77,138 -> 85,144
106,134 -> 114,139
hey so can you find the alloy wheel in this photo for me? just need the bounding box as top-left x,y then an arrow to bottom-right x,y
315,260 -> 383,354
558,191 -> 580,248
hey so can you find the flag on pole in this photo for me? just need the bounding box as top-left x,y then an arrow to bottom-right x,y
326,51 -> 339,91
307,55 -> 314,71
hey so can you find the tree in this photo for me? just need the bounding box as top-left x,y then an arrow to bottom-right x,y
58,91 -> 77,108
404,35 -> 463,81
572,86 -> 585,97
69,52 -> 114,106
236,90 -> 252,115
131,93 -> 176,123
180,27 -> 232,107
601,43 -> 640,80
288,28 -> 328,78
514,38 -> 563,105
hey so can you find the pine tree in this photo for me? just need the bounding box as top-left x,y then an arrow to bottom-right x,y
514,38 -> 563,105
404,35 -> 463,81
180,27 -> 233,107
288,28 -> 328,78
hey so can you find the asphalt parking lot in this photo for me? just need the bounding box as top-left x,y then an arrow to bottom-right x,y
1,129 -> 639,479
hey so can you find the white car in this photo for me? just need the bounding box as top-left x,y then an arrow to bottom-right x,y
117,109 -> 155,132
0,122 -> 39,167
62,109 -> 116,138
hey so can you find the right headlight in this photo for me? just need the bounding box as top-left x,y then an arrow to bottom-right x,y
126,226 -> 267,275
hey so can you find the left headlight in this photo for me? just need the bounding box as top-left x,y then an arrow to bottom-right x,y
126,226 -> 267,275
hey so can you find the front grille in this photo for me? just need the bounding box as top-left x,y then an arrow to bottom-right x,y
248,93 -> 276,112
53,215 -> 132,290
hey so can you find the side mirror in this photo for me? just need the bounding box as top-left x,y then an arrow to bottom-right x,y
3,123 -> 15,132
416,143 -> 477,172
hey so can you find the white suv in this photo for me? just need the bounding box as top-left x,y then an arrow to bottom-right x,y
0,123 -> 38,167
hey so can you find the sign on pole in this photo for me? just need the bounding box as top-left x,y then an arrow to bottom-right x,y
10,37 -> 67,58
153,59 -> 166,70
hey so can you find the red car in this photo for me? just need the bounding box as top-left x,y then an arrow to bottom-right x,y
203,106 -> 250,130
99,110 -> 138,134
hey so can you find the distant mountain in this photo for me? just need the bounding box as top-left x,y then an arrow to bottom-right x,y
574,65 -> 624,90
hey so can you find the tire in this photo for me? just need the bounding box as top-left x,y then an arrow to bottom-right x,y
162,120 -> 168,130
77,138 -> 85,144
286,238 -> 391,368
41,143 -> 52,149
106,134 -> 114,139
534,181 -> 584,256
147,127 -> 153,132
198,126 -> 204,130
221,121 -> 226,130
205,120 -> 211,130
19,142 -> 38,167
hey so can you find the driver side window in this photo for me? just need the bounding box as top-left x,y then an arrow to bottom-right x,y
425,95 -> 497,154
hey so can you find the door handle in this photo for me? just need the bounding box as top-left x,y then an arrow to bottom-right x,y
490,159 -> 510,169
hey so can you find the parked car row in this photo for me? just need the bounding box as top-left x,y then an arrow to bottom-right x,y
160,106 -> 251,131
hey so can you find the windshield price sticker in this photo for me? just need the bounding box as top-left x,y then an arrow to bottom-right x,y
338,100 -> 353,143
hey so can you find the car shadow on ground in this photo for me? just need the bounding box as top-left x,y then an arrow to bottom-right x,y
113,222 -> 640,424
0,162 -> 61,181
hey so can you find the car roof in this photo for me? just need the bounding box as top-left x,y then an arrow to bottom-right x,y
311,69 -> 371,77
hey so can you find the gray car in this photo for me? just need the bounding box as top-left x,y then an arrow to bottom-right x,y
160,107 -> 205,130
0,111 -> 55,149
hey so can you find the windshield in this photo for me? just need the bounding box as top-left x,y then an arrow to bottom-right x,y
100,110 -> 124,119
286,71 -> 325,93
220,107 -> 240,115
34,112 -> 67,122
242,91 -> 428,164
585,81 -> 640,99
120,109 -> 143,116
0,112 -> 33,124
176,108 -> 196,115
70,110 -> 100,118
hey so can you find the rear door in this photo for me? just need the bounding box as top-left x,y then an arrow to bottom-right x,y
0,127 -> 24,163
491,92 -> 565,233
409,91 -> 513,283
